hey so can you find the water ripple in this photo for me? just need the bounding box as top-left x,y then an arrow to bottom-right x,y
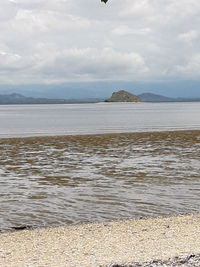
0,130 -> 199,231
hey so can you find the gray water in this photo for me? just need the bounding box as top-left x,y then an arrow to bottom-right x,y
0,102 -> 200,137
0,131 -> 199,231
0,102 -> 200,231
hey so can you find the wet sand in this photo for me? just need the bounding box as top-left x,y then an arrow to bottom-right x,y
1,213 -> 200,267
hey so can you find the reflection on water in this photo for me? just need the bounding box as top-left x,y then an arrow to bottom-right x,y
0,130 -> 199,231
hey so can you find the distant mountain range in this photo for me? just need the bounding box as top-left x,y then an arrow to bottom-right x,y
138,93 -> 173,102
138,93 -> 200,102
0,93 -> 102,104
0,92 -> 199,105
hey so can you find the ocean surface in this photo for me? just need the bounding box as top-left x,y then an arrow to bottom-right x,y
0,102 -> 199,231
0,102 -> 200,137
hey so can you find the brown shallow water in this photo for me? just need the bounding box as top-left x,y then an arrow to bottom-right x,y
0,130 -> 199,231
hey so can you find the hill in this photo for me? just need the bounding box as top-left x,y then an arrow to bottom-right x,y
138,92 -> 200,102
138,93 -> 174,102
105,90 -> 141,102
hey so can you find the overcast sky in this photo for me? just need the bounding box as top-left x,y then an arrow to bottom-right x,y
1,0 -> 200,85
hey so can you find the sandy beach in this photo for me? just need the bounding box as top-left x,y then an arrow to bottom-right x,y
1,213 -> 200,266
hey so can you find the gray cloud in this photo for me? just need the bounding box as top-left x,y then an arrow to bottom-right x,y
0,0 -> 200,84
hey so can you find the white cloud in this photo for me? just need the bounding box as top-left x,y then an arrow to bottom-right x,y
178,30 -> 199,44
14,9 -> 91,33
0,47 -> 148,83
175,54 -> 200,78
0,51 -> 34,70
121,0 -> 154,16
0,0 -> 17,21
112,25 -> 151,36
0,0 -> 200,83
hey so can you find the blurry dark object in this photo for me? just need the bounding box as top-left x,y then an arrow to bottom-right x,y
11,225 -> 32,231
101,0 -> 108,3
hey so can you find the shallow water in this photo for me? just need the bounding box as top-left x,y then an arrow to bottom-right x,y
0,131 -> 199,231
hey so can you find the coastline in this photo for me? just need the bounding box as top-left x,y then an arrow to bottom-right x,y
1,213 -> 200,266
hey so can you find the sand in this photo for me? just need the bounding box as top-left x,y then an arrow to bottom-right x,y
1,214 -> 200,267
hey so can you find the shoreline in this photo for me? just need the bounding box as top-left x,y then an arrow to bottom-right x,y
0,128 -> 199,141
0,211 -> 196,234
1,213 -> 200,266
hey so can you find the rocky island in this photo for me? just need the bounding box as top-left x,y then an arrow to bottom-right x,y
105,90 -> 141,102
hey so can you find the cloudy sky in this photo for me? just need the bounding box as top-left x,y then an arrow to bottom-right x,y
0,0 -> 200,92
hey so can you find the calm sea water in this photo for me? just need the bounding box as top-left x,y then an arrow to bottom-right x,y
0,103 -> 199,231
0,102 -> 199,137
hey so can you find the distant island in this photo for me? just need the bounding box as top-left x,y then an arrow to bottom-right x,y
105,90 -> 141,102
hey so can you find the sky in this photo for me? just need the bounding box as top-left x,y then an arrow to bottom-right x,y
0,0 -> 200,97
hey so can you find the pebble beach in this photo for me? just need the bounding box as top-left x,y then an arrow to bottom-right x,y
1,213 -> 200,267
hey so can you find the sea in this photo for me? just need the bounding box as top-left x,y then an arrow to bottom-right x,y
0,102 -> 200,137
0,102 -> 199,231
